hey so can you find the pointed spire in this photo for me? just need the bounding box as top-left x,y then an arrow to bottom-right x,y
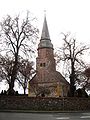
38,14 -> 53,49
41,14 -> 50,40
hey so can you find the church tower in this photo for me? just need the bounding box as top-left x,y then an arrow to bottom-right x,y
36,15 -> 56,77
28,15 -> 69,97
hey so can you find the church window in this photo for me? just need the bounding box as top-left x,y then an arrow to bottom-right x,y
40,63 -> 46,67
40,63 -> 43,67
41,93 -> 45,97
43,63 -> 46,67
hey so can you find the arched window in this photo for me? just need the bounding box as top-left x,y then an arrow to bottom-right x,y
40,63 -> 46,67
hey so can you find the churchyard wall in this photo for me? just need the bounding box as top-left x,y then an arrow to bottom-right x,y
0,96 -> 90,111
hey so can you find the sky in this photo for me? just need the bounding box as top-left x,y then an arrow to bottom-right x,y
0,0 -> 90,46
0,0 -> 90,92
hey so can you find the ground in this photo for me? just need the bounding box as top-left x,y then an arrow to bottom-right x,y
0,112 -> 90,120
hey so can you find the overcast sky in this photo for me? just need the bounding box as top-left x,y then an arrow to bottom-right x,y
0,0 -> 90,46
0,0 -> 90,92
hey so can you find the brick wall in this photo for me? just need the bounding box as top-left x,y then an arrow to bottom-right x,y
0,96 -> 90,111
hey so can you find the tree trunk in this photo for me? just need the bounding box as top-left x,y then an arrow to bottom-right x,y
8,82 -> 15,95
23,77 -> 27,95
24,87 -> 26,95
69,61 -> 76,97
8,53 -> 18,95
70,74 -> 76,97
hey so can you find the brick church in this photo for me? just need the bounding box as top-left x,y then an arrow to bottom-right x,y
28,15 -> 69,97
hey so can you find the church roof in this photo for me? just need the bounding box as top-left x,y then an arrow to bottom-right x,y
30,71 -> 69,86
38,15 -> 53,49
41,15 -> 50,40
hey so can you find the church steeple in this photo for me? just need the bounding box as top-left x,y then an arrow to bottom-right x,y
38,15 -> 53,49
41,15 -> 50,40
28,13 -> 70,98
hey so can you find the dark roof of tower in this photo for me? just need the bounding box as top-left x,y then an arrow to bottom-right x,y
38,15 -> 53,49
41,15 -> 50,40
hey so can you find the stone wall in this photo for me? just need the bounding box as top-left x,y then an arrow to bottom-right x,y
0,96 -> 90,111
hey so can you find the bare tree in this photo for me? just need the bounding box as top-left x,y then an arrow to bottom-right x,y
17,59 -> 35,95
56,33 -> 89,96
0,55 -> 14,83
82,67 -> 90,90
0,55 -> 15,95
0,12 -> 39,95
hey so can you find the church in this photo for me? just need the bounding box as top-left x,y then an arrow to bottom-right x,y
28,15 -> 70,97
